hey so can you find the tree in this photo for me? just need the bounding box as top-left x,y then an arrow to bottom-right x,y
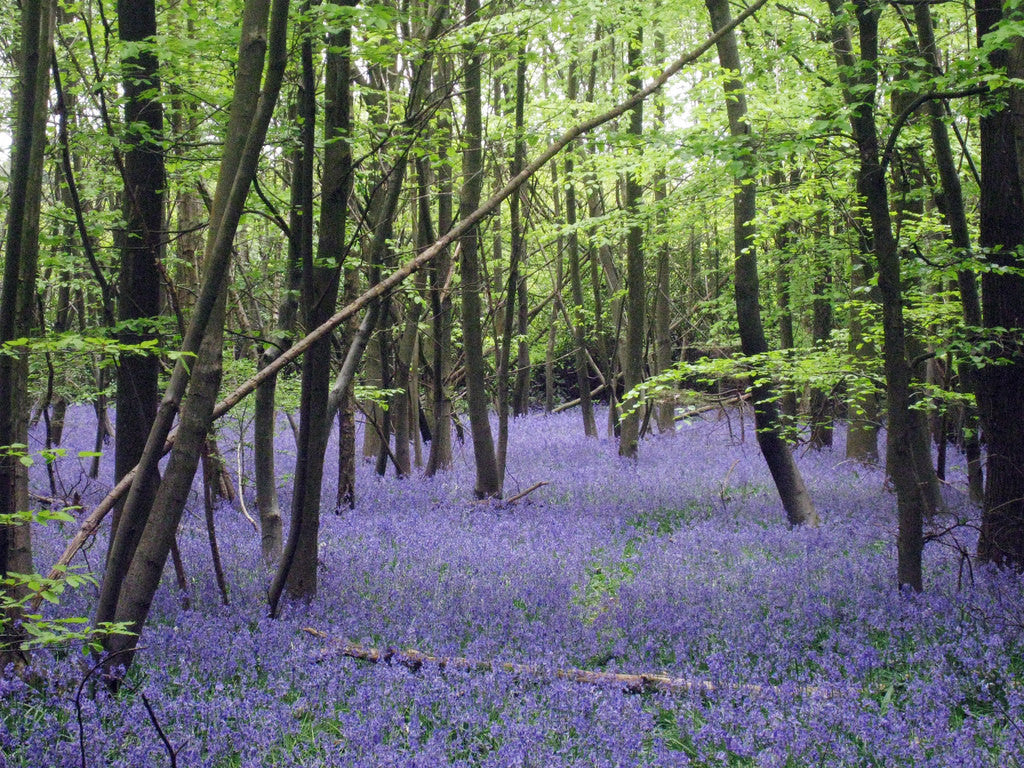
459,0 -> 502,498
827,0 -> 940,589
618,22 -> 645,460
705,0 -> 818,527
975,0 -> 1024,569
111,0 -> 165,560
98,0 -> 291,681
0,0 -> 54,662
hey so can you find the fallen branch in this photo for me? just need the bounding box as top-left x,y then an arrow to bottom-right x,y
674,392 -> 751,421
551,385 -> 608,414
303,629 -> 720,695
302,629 -> 848,699
506,481 -> 549,504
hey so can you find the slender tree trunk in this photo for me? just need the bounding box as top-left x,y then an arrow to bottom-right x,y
829,0 -> 935,589
845,248 -> 881,462
565,67 -> 597,436
280,0 -> 336,602
424,77 -> 455,475
1,1 -> 53,664
914,3 -> 984,504
460,0 -> 501,497
706,0 -> 818,527
773,173 -> 798,424
253,104 -> 303,565
512,53 -> 531,417
113,0 -> 165,563
652,38 -> 674,435
619,26 -> 645,460
496,48 -> 529,480
809,258 -> 834,449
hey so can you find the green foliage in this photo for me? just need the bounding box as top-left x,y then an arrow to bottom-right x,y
0,508 -> 134,654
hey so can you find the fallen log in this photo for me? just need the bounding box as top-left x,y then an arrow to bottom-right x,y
304,628 -> 732,697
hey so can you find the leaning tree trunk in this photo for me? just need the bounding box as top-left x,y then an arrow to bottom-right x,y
99,0 -> 290,681
706,0 -> 818,527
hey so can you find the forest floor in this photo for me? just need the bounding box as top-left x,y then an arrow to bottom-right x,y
2,404 -> 1023,767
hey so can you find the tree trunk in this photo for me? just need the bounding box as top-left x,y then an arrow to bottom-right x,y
829,0 -> 935,589
1,0 -> 53,664
280,0 -> 336,603
512,52 -> 531,418
975,0 -> 1024,568
809,258 -> 834,449
460,0 -> 501,498
253,99 -> 304,566
652,39 -> 674,436
706,0 -> 818,527
913,3 -> 984,504
424,68 -> 455,475
618,26 -> 645,460
113,0 -> 165,562
565,65 -> 597,436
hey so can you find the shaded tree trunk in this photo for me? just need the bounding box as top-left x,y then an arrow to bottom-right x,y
424,72 -> 456,475
565,64 -> 597,437
113,0 -> 165,563
975,0 -> 1024,568
1,0 -> 53,664
829,0 -> 936,589
253,103 -> 304,566
913,3 -> 984,504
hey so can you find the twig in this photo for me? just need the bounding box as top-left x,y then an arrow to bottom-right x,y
234,431 -> 258,533
141,693 -> 180,768
506,481 -> 549,504
720,458 -> 742,508
75,646 -> 140,768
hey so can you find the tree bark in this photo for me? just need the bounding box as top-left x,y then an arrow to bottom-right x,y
280,0 -> 334,603
829,0 -> 935,589
913,3 -> 984,504
1,0 -> 53,663
565,64 -> 597,437
424,66 -> 456,475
